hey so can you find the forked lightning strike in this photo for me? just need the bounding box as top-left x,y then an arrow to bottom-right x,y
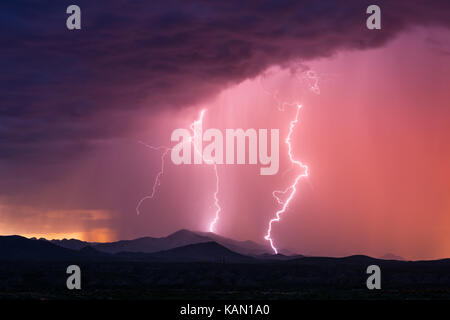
189,110 -> 221,233
136,143 -> 170,215
265,104 -> 308,254
137,109 -> 222,233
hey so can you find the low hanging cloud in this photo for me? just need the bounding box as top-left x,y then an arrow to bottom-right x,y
1,0 -> 450,164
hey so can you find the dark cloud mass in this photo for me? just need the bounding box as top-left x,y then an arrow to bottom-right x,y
0,0 -> 449,162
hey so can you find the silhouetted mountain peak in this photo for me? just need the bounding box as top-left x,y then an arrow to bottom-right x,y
166,229 -> 210,241
50,238 -> 91,251
169,229 -> 194,236
79,246 -> 100,254
192,230 -> 274,256
380,253 -> 405,261
149,241 -> 255,263
3,235 -> 26,241
22,229 -> 290,257
0,235 -> 81,261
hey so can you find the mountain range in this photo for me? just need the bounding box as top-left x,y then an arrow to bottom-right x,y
0,229 -> 294,263
1,229 -> 408,263
3,230 -> 450,300
48,229 -> 291,256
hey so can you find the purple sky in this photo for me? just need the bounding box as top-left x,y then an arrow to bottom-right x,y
1,0 -> 450,259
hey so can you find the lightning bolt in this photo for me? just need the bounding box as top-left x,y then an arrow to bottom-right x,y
136,109 -> 222,233
208,165 -> 221,233
135,144 -> 170,215
189,110 -> 221,233
264,104 -> 308,254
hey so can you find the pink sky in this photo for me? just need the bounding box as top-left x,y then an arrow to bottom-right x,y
2,27 -> 449,260
134,27 -> 450,260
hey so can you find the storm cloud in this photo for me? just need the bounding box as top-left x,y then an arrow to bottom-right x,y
1,0 -> 450,163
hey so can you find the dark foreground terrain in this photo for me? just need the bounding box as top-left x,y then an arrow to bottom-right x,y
3,258 -> 450,300
1,232 -> 450,300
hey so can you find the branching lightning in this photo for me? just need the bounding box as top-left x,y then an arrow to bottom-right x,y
189,110 -> 221,233
139,70 -> 317,246
136,109 -> 222,233
208,164 -> 221,232
260,69 -> 319,254
136,143 -> 170,215
264,104 -> 309,254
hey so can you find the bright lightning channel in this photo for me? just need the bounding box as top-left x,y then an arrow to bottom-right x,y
189,110 -> 221,233
264,104 -> 308,254
135,144 -> 170,215
136,109 -> 222,233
